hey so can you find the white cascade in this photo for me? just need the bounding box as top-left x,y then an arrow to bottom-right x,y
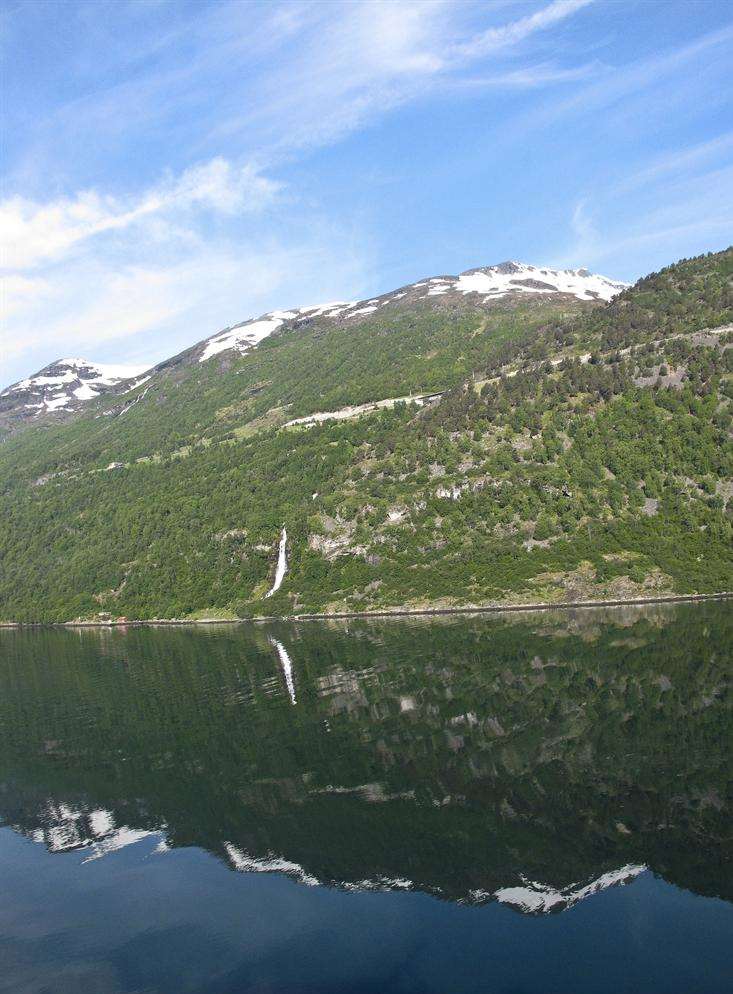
265,528 -> 287,598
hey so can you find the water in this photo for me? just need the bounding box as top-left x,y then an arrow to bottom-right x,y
0,602 -> 731,994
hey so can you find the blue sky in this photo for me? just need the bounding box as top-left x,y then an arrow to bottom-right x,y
2,0 -> 732,385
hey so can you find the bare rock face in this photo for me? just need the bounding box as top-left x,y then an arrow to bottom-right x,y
308,521 -> 356,560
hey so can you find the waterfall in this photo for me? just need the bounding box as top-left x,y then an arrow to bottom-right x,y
265,528 -> 287,598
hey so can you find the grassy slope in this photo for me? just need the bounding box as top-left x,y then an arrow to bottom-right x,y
0,249 -> 731,621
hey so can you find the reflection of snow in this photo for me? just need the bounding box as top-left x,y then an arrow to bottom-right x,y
489,864 -> 646,913
26,802 -> 166,863
225,843 -> 318,886
265,528 -> 287,598
225,842 -> 414,893
270,637 -> 297,704
223,843 -> 645,907
83,826 -> 159,862
342,876 -> 414,892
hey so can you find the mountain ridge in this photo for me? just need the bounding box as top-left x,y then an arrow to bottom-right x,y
0,247 -> 730,623
1,260 -> 627,435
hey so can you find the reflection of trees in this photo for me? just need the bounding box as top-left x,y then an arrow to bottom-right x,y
0,602 -> 730,906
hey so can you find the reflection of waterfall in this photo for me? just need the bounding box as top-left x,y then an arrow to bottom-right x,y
265,528 -> 287,598
270,637 -> 297,704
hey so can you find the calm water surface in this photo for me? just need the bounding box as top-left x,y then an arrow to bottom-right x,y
0,603 -> 731,994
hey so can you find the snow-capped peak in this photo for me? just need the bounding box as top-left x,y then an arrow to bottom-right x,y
3,260 -> 628,415
55,357 -> 150,383
198,303 -> 360,362
431,261 -> 628,302
1,357 -> 150,414
196,260 -> 627,363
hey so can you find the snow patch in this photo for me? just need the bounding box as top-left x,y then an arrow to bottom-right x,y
285,392 -> 442,428
44,395 -> 72,411
297,301 -> 355,317
200,318 -> 284,362
74,383 -> 99,400
453,263 -> 627,302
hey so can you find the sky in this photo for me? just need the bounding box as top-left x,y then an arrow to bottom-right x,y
2,0 -> 732,386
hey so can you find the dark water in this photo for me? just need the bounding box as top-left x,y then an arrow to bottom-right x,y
0,603 -> 731,994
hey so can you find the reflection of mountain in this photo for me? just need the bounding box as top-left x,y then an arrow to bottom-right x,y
0,602 -> 730,913
8,797 -> 650,913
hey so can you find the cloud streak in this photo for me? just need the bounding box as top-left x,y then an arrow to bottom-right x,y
3,0 -> 602,383
3,0 -> 731,386
1,159 -> 280,271
452,0 -> 593,59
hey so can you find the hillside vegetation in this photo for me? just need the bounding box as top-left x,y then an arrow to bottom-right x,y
1,248 -> 731,622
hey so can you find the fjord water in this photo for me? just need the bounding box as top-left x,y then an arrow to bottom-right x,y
0,605 -> 731,994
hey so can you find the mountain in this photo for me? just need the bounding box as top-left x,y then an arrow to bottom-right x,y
0,357 -> 149,435
0,249 -> 731,622
190,260 -> 626,364
0,261 -> 626,436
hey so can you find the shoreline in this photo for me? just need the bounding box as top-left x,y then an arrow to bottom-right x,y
1,590 -> 731,629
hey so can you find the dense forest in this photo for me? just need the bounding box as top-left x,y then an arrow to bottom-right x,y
0,248 -> 731,622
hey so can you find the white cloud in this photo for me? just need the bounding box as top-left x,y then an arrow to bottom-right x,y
568,199 -> 599,259
1,158 -> 280,271
206,0 -> 598,153
451,0 -> 593,60
1,215 -> 376,379
450,60 -> 600,90
1,156 -> 289,382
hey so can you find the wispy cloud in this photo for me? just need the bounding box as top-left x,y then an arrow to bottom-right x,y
559,162 -> 733,273
2,222 -> 376,369
205,0 -> 598,154
3,0 -> 731,384
524,20 -> 733,132
3,0 -> 601,382
452,0 -> 593,59
614,131 -> 733,194
450,60 -> 601,90
1,159 -> 280,270
6,0 -> 599,185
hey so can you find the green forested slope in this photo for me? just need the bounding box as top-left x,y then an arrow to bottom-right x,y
1,248 -> 731,621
